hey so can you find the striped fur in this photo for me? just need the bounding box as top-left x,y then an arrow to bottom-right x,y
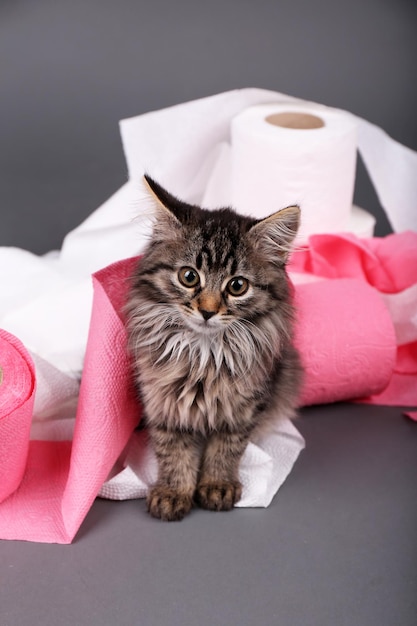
125,175 -> 302,520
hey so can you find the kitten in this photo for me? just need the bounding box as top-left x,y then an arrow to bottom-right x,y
125,175 -> 303,521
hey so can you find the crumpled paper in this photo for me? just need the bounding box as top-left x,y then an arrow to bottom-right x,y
289,231 -> 417,406
120,88 -> 417,233
99,420 -> 305,509
0,88 -> 416,543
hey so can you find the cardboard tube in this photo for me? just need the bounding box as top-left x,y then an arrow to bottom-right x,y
266,111 -> 325,129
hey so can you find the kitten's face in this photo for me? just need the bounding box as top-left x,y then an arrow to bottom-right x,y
149,224 -> 274,335
137,175 -> 300,335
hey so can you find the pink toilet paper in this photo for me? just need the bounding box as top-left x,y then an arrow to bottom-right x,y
0,330 -> 35,503
0,259 -> 139,543
0,237 -> 411,543
295,279 -> 396,406
290,231 -> 417,405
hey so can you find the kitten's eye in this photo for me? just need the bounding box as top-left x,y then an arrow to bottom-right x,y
226,276 -> 249,297
178,267 -> 200,288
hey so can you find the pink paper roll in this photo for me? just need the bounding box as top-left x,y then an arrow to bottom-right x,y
0,259 -> 139,543
295,278 -> 396,406
290,232 -> 417,406
0,329 -> 35,502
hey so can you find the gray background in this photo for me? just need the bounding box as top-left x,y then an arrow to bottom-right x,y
1,0 -> 416,253
1,2 -> 416,625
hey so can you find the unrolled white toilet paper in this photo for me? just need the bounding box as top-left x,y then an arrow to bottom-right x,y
99,418 -> 305,508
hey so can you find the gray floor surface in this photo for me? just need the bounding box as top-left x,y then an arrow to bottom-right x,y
1,403 -> 416,626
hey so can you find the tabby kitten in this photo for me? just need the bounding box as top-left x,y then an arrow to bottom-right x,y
125,175 -> 302,521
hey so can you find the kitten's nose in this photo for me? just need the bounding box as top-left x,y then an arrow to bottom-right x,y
200,309 -> 216,321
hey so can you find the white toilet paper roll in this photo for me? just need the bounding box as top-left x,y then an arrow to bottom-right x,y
230,103 -> 358,241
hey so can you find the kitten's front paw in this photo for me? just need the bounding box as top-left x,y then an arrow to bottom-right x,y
147,485 -> 193,521
196,480 -> 242,511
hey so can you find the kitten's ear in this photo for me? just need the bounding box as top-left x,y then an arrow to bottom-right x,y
248,205 -> 300,264
142,174 -> 183,237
